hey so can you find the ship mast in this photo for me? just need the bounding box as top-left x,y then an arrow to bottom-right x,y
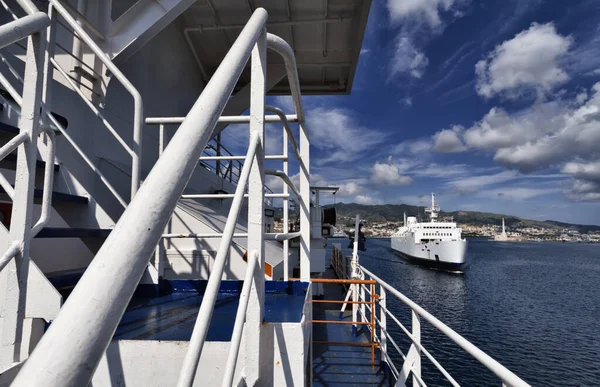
425,192 -> 440,223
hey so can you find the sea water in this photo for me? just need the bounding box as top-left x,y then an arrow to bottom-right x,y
327,238 -> 600,386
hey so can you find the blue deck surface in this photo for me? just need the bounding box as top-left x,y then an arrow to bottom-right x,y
312,270 -> 389,386
114,280 -> 307,341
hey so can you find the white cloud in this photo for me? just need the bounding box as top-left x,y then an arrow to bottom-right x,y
475,23 -> 572,99
355,195 -> 381,205
337,181 -> 364,197
432,125 -> 466,153
371,161 -> 413,185
561,161 -> 600,201
390,37 -> 429,79
445,171 -> 519,194
393,139 -> 432,154
428,82 -> 600,200
479,187 -> 560,200
387,0 -> 466,28
306,107 -> 387,165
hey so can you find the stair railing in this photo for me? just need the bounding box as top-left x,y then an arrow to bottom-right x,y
0,0 -> 54,371
0,1 -> 139,208
11,8 -> 312,387
46,0 -> 143,202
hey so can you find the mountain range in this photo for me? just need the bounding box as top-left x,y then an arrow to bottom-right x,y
316,203 -> 600,233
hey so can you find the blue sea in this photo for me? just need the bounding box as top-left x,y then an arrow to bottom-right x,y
326,238 -> 600,386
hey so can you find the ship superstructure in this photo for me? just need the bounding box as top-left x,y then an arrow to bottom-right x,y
391,193 -> 467,270
0,2 -> 528,386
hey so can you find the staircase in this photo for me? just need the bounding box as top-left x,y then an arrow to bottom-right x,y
0,1 -> 315,385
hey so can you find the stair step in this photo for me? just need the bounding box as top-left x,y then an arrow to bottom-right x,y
38,189 -> 88,204
1,152 -> 60,171
34,227 -> 112,238
0,122 -> 19,135
0,188 -> 88,204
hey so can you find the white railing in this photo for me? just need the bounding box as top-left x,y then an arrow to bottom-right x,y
0,1 -> 143,207
349,261 -> 530,387
11,8 -> 310,387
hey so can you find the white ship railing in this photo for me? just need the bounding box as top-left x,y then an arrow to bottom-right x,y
8,7 -> 311,387
346,259 -> 530,387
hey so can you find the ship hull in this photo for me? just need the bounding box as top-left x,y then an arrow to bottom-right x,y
391,236 -> 467,270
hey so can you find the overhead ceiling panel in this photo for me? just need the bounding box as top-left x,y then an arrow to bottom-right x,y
179,0 -> 371,95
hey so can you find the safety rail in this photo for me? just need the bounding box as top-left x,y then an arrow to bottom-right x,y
0,0 -> 142,207
47,0 -> 143,201
12,8 -> 311,387
335,250 -> 531,387
311,277 -> 378,369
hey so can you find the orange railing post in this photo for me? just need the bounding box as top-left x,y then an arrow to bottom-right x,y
310,277 -> 378,369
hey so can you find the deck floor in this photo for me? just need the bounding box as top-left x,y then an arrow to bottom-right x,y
115,287 -> 306,341
312,269 -> 389,386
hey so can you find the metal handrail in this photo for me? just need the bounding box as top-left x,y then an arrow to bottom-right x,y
265,105 -> 300,160
359,265 -> 530,387
49,0 -> 143,200
177,133 -> 260,387
222,250 -> 259,387
12,8 -> 270,386
265,168 -> 300,197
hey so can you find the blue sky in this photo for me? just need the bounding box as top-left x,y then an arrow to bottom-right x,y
228,0 -> 600,225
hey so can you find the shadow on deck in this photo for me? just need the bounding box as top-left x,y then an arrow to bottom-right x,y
312,269 -> 390,386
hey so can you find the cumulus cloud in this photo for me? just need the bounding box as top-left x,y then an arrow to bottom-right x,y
561,161 -> 600,201
479,187 -> 560,200
428,82 -> 600,200
337,181 -> 364,197
391,37 -> 429,79
475,23 -> 572,99
387,0 -> 467,28
355,195 -> 381,205
432,125 -> 466,152
306,107 -> 387,165
371,161 -> 413,185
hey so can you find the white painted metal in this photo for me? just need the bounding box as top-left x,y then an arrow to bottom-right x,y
265,169 -> 300,197
282,119 -> 289,281
412,311 -> 421,387
265,105 -> 300,159
265,232 -> 301,241
161,233 -> 248,239
222,250 -> 258,387
181,193 -> 289,199
244,25 -> 267,386
145,114 -> 298,124
176,133 -> 260,387
49,0 -> 143,200
30,129 -> 56,237
359,265 -> 530,387
1,24 -> 45,370
12,8 -> 269,385
0,12 -> 48,49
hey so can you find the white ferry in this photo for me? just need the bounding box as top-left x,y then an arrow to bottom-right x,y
0,2 -> 527,386
391,193 -> 467,270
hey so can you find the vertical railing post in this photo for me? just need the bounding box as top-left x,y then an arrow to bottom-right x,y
379,286 -> 387,364
282,124 -> 289,280
412,310 -> 422,385
298,124 -> 310,281
245,26 -> 266,385
159,124 -> 165,156
0,27 -> 46,369
216,132 -> 221,177
351,215 -> 360,335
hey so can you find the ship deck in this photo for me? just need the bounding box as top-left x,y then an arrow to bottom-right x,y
312,268 -> 389,386
114,281 -> 307,341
